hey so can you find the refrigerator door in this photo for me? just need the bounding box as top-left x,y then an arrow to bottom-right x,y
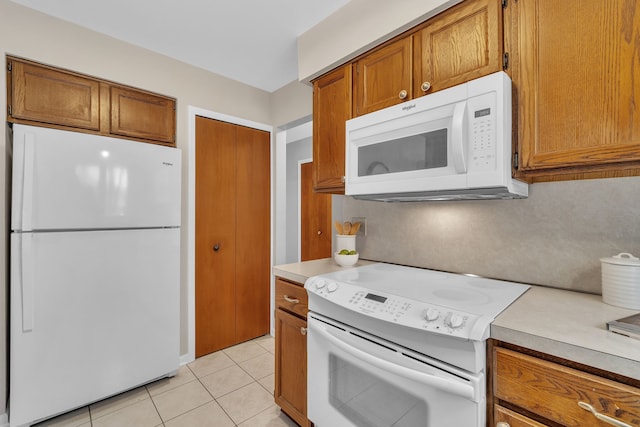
11,124 -> 181,231
10,228 -> 180,427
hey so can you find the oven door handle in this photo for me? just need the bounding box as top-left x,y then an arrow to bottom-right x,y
309,319 -> 477,402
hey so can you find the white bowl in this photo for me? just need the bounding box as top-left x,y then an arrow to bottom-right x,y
334,252 -> 359,267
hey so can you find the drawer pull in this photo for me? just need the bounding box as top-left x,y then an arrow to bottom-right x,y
283,295 -> 300,304
496,423 -> 510,427
578,402 -> 632,427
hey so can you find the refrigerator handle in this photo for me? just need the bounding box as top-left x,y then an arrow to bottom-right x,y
21,132 -> 36,231
19,234 -> 35,332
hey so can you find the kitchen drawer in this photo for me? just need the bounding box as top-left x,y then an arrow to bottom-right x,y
275,278 -> 308,318
494,347 -> 640,427
495,404 -> 548,427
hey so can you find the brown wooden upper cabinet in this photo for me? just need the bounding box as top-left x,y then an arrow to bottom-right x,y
413,0 -> 502,98
314,0 -> 503,193
8,59 -> 102,131
353,37 -> 413,116
7,57 -> 176,146
506,0 -> 640,182
110,86 -> 176,144
312,65 -> 352,193
353,0 -> 502,118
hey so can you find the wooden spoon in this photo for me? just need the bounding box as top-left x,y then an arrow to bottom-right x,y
334,221 -> 343,235
351,222 -> 361,235
343,221 -> 352,235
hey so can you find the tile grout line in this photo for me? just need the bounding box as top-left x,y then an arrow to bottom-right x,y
186,357 -> 240,426
146,384 -> 167,427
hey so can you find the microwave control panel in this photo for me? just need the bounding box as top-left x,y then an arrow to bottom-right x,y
468,94 -> 498,172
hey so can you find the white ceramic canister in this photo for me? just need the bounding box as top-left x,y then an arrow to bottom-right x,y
336,234 -> 356,252
600,252 -> 640,310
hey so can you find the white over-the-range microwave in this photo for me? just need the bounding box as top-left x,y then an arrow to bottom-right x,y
345,71 -> 528,201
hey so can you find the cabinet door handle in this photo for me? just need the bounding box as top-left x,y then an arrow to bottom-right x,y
283,295 -> 299,304
578,402 -> 632,427
496,423 -> 510,427
317,230 -> 322,235
421,81 -> 431,92
398,89 -> 408,99
300,327 -> 307,335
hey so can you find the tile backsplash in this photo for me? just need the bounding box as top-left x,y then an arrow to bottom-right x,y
343,176 -> 640,293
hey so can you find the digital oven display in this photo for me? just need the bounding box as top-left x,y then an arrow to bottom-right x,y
474,108 -> 491,118
365,293 -> 387,303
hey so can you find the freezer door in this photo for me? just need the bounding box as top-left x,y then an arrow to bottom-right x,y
11,124 -> 181,231
9,228 -> 180,427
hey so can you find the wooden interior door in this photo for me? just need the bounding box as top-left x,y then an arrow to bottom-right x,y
235,124 -> 271,342
195,116 -> 270,357
300,162 -> 332,261
196,116 -> 237,356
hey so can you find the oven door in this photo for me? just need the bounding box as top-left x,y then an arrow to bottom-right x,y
307,313 -> 484,427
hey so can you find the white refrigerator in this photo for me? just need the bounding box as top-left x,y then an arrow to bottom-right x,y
9,124 -> 181,427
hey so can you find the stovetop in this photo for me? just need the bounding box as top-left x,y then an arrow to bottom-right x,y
305,263 -> 530,342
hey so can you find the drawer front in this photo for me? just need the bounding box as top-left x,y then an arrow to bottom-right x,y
495,404 -> 549,427
494,347 -> 640,427
276,278 -> 308,318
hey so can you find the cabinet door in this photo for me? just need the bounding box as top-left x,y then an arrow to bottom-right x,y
110,86 -> 176,144
353,37 -> 413,116
274,309 -> 310,427
414,0 -> 502,98
508,0 -> 640,180
312,65 -> 352,193
9,59 -> 101,130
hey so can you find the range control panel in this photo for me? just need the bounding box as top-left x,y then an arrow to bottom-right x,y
305,276 -> 486,340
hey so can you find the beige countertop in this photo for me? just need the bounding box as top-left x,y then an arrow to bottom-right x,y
491,285 -> 640,379
273,258 -> 375,284
273,259 -> 640,379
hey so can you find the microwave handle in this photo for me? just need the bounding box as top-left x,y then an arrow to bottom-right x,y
451,101 -> 467,174
308,318 -> 477,402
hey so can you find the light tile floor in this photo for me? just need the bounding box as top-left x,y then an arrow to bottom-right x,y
34,335 -> 297,427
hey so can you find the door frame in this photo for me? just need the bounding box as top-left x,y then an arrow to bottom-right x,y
186,106 -> 273,363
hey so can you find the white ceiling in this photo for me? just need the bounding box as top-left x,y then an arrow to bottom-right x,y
11,0 -> 350,93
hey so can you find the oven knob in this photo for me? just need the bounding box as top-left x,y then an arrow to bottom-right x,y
327,282 -> 339,293
423,308 -> 440,321
448,314 -> 464,329
314,280 -> 326,290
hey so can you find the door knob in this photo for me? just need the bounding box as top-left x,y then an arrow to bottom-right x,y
317,230 -> 322,235
213,243 -> 220,252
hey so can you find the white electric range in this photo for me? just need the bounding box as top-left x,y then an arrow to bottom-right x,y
304,262 -> 529,427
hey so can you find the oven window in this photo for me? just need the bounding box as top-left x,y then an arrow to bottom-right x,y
358,128 -> 448,177
329,354 -> 427,427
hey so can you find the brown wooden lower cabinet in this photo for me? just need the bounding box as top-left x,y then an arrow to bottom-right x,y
493,345 -> 640,427
274,277 -> 311,427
